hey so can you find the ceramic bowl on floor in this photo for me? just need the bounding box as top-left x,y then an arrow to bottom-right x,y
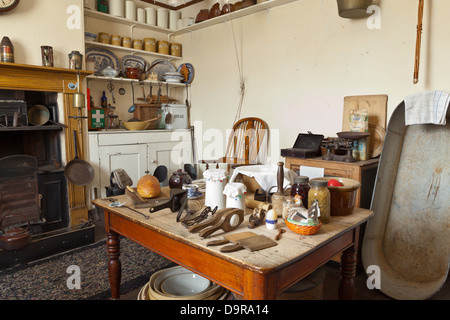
148,266 -> 221,300
161,272 -> 210,296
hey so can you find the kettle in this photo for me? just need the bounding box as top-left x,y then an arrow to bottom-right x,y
0,214 -> 31,251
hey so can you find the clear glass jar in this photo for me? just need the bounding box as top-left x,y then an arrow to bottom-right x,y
308,180 -> 330,224
290,176 -> 310,208
282,196 -> 294,219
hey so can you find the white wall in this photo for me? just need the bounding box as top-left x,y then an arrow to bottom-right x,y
2,0 -> 449,166
0,0 -> 84,67
177,0 -> 449,164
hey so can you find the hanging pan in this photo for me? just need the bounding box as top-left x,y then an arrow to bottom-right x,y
337,0 -> 373,18
64,130 -> 95,186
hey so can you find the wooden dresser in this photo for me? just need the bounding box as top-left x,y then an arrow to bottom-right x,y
284,157 -> 379,209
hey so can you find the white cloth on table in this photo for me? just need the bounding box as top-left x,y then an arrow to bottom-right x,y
229,164 -> 297,192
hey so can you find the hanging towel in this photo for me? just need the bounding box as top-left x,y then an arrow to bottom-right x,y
405,90 -> 450,126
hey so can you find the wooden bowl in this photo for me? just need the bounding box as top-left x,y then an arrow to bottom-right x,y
123,121 -> 150,131
285,219 -> 322,235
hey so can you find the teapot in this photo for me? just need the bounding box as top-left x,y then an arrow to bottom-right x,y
126,67 -> 144,80
169,169 -> 192,189
0,215 -> 31,251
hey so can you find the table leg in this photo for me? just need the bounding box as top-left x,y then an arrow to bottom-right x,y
338,245 -> 357,300
107,232 -> 121,300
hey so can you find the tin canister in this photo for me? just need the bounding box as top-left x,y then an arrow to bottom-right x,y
353,136 -> 370,161
170,43 -> 182,57
133,39 -> 143,50
157,40 -> 169,55
122,37 -> 132,48
68,51 -> 83,70
0,37 -> 14,63
144,38 -> 156,52
98,32 -> 110,44
110,35 -> 121,46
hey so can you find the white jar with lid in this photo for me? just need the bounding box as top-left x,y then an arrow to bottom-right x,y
203,169 -> 228,210
223,182 -> 247,210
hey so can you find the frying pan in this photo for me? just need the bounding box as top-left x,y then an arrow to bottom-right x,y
64,130 -> 95,186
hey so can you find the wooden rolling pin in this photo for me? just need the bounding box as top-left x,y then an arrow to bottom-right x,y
245,197 -> 272,212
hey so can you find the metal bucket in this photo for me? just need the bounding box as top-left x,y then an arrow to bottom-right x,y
337,0 -> 373,18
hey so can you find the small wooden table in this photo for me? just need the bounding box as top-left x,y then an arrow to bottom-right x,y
284,157 -> 379,208
93,193 -> 373,300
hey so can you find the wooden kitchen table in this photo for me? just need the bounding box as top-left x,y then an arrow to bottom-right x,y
93,194 -> 373,300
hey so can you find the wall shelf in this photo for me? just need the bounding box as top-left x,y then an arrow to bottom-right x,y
85,0 -> 300,37
84,9 -> 174,34
86,75 -> 187,88
85,41 -> 183,61
172,0 -> 300,36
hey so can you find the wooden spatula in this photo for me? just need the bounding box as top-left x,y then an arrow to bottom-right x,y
206,231 -> 257,246
220,235 -> 277,253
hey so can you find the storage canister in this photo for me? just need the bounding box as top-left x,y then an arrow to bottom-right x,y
169,10 -> 180,30
157,8 -> 169,28
125,0 -> 136,20
109,0 -> 124,17
133,39 -> 143,50
97,0 -> 108,13
110,35 -> 121,46
308,179 -> 330,224
98,32 -> 110,44
145,7 -> 156,25
170,43 -> 182,57
223,182 -> 247,210
122,37 -> 132,48
137,8 -> 146,22
144,38 -> 156,52
157,40 -> 169,55
203,169 -> 228,210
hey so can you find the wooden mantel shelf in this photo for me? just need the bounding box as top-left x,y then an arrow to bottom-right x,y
0,62 -> 92,93
0,62 -> 93,226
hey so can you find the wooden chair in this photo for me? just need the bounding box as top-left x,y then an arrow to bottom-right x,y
199,117 -> 268,171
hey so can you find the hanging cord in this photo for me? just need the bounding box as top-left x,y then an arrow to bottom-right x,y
227,9 -> 246,125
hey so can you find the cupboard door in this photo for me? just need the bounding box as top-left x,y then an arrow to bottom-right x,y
148,140 -> 192,181
98,144 -> 147,197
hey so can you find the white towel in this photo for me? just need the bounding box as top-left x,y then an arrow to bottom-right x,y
405,90 -> 450,126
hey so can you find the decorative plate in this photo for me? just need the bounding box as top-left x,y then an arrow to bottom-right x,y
368,123 -> 386,158
177,63 -> 195,84
85,48 -> 120,76
149,59 -> 176,81
121,55 -> 149,75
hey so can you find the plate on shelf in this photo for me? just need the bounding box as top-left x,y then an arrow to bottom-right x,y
177,63 -> 195,84
149,59 -> 176,81
86,48 -> 120,76
121,55 -> 149,75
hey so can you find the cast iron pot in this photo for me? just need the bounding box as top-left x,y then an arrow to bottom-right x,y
0,214 -> 31,251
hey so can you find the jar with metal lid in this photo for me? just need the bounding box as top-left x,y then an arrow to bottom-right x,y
290,175 -> 310,208
308,179 -> 330,224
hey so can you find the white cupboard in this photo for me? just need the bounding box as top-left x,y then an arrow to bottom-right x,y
89,129 -> 193,198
